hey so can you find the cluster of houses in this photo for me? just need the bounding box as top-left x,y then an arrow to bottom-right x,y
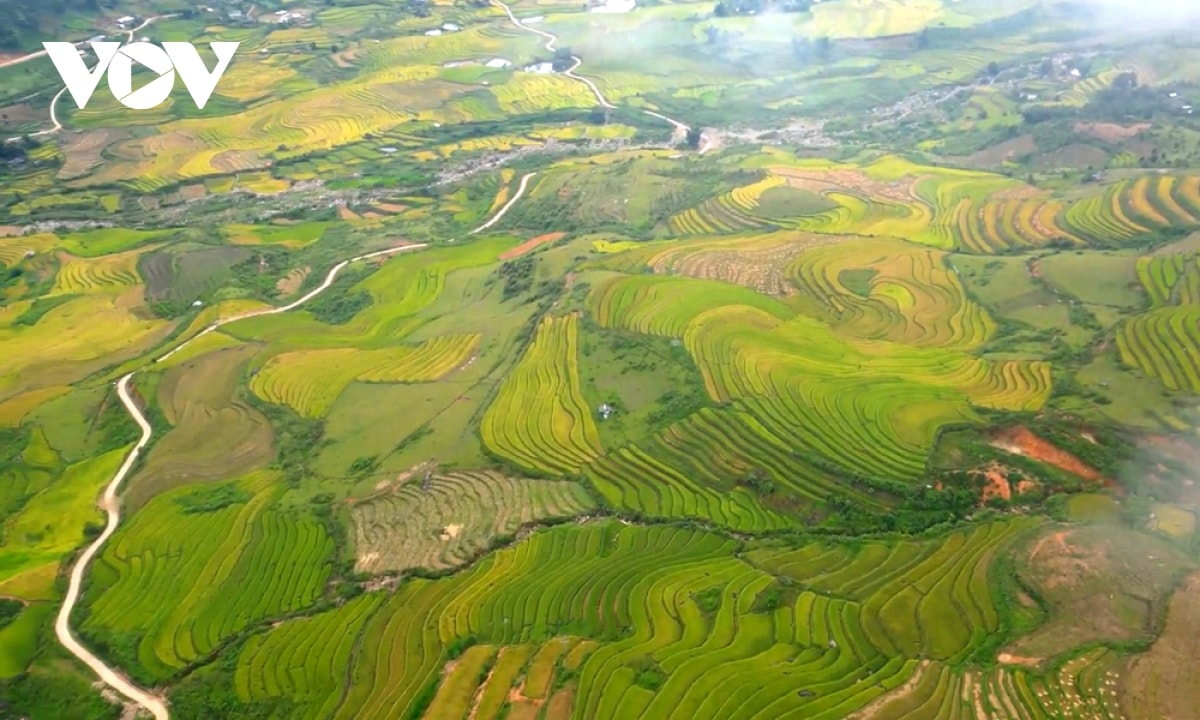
270,8 -> 309,23
424,22 -> 462,36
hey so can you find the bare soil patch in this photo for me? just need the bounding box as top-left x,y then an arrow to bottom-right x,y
178,184 -> 207,201
991,426 -> 1108,484
508,679 -> 545,709
653,235 -> 835,296
500,232 -> 565,260
1123,572 -> 1200,720
981,465 -> 1012,502
331,47 -> 361,68
997,652 -> 1041,668
1075,121 -> 1150,143
846,660 -> 931,719
961,134 -> 1037,166
274,266 -> 309,296
0,225 -> 21,237
772,167 -> 920,203
1007,524 -> 1192,659
544,687 -> 575,720
58,128 -> 126,180
1032,143 -> 1109,170
211,149 -> 264,173
0,103 -> 39,126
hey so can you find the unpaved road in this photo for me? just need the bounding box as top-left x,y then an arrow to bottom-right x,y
469,171 -> 535,235
491,0 -> 689,131
55,374 -> 167,720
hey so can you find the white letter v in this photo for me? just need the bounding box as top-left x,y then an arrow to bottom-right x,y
163,42 -> 239,110
43,42 -> 120,109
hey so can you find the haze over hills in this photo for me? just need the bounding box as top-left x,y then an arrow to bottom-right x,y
1,0 -> 1200,718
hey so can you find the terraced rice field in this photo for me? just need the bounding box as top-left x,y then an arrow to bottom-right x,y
1137,252 -> 1200,307
84,472 -> 333,680
858,648 -> 1125,718
481,314 -> 603,474
1116,306 -> 1200,392
592,271 -> 1049,482
669,159 -> 1200,254
585,406 -> 878,530
350,470 -> 595,573
9,14 -> 1200,713
229,520 -> 1046,720
250,333 -> 479,417
49,250 -> 144,295
787,237 -> 996,350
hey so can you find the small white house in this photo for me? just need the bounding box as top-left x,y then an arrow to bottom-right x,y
523,61 -> 554,74
441,22 -> 460,31
425,29 -> 443,36
485,58 -> 512,68
117,15 -> 136,24
275,9 -> 288,15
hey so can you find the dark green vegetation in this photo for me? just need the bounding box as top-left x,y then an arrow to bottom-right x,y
4,0 -> 1200,717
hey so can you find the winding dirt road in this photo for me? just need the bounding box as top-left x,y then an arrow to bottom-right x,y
492,0 -> 689,131
469,171 -> 535,235
55,374 -> 166,720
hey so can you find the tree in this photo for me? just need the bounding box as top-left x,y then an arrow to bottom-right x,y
814,36 -> 832,61
987,61 -> 1000,76
685,127 -> 702,149
713,1 -> 728,16
552,46 -> 573,72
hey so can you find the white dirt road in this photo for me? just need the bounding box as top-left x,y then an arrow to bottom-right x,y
469,171 -> 536,235
492,0 -> 689,129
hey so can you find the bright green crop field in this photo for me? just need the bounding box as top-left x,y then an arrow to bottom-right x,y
3,0 -> 1200,717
